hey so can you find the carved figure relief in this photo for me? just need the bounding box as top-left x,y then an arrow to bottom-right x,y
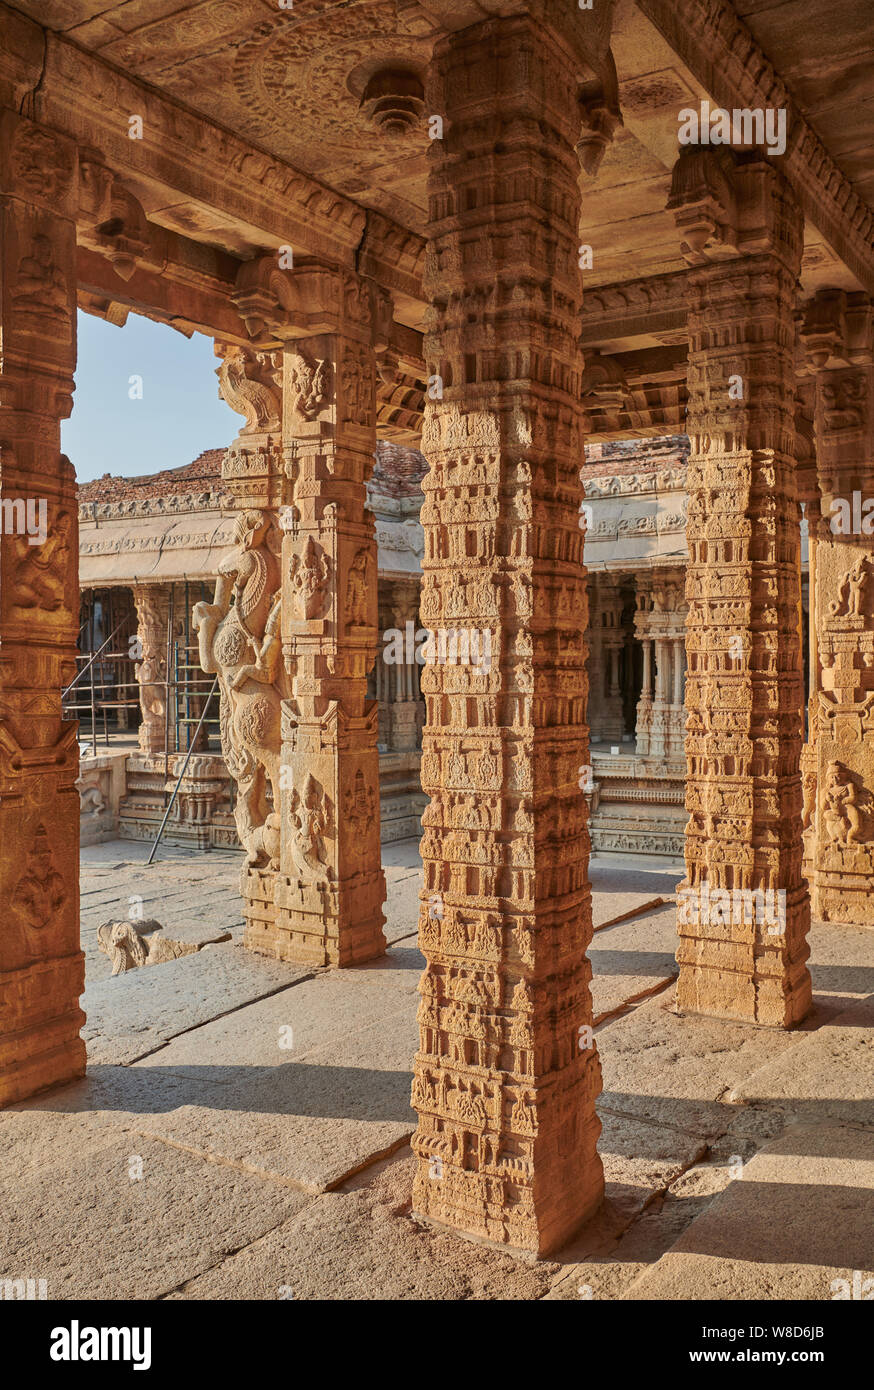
821,761 -> 873,847
287,351 -> 329,420
288,536 -> 331,619
216,345 -> 281,434
345,548 -> 370,626
12,127 -> 71,202
288,773 -> 330,880
344,768 -> 376,839
829,554 -> 874,619
12,824 -> 65,931
193,509 -> 285,867
12,236 -> 69,318
341,346 -> 374,426
10,512 -> 73,613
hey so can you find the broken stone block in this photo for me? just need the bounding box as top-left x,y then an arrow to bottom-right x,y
96,919 -> 198,975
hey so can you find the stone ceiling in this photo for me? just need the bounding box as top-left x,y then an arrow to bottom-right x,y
10,0 -> 874,299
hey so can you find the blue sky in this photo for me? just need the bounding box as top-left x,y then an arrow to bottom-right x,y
62,311 -> 240,483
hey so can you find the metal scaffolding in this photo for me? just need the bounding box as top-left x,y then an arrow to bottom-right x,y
62,584 -> 221,755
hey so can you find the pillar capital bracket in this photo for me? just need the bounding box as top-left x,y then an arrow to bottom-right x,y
668,146 -> 803,273
232,258 -> 394,350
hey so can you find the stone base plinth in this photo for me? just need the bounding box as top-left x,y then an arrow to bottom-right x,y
0,954 -> 86,1108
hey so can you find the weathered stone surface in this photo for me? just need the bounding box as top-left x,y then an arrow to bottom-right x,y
82,942 -> 312,1066
589,904 -> 679,1020
0,1128 -> 311,1299
167,1154 -> 558,1301
597,992 -> 801,1136
129,951 -> 420,1189
0,111 -> 84,1107
623,1122 -> 874,1299
410,10 -> 605,1258
729,992 -> 874,1126
673,150 -> 812,1028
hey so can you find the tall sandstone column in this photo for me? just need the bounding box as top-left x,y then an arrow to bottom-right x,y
800,291 -> 874,925
0,113 -> 84,1105
670,149 -> 812,1026
410,15 -> 605,1254
228,261 -> 387,966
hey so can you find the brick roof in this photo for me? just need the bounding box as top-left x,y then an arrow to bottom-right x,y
77,442 -> 429,503
581,435 -> 689,480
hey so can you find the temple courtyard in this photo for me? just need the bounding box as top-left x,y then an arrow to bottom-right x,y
1,841 -> 871,1301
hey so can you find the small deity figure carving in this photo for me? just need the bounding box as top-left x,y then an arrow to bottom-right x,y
13,235 -> 68,312
10,512 -> 73,612
12,824 -> 65,931
287,352 -> 329,419
193,509 -> 285,866
344,767 -> 375,837
288,536 -> 331,619
829,554 -> 874,618
288,773 -> 329,880
821,760 -> 872,847
346,549 -> 370,626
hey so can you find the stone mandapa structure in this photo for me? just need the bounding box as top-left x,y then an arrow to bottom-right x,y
75,442 -> 428,850
2,0 -> 874,1256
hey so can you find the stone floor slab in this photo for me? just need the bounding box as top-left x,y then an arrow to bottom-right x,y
623,1121 -> 874,1299
596,990 -> 801,1137
166,1153 -> 557,1300
0,1128 -> 311,1300
589,903 -> 678,1020
729,992 -> 874,1128
81,943 -> 313,1065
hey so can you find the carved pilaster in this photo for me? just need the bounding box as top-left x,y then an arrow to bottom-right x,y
411,14 -> 604,1255
801,292 -> 874,924
132,584 -> 169,756
672,150 -> 812,1027
0,112 -> 84,1105
194,343 -> 286,946
223,260 -> 387,966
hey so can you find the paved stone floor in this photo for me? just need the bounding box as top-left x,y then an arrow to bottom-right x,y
2,839 -> 872,1299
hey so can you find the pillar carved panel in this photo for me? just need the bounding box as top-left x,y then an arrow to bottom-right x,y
800,292 -> 874,924
194,343 -> 287,947
411,15 -> 606,1255
206,262 -> 387,967
0,113 -> 84,1105
672,149 -> 812,1027
132,584 -> 170,756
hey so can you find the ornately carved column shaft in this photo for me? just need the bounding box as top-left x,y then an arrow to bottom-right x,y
276,302 -> 387,966
802,317 -> 874,924
0,112 -> 84,1105
411,15 -> 604,1255
678,158 -> 811,1026
133,584 -> 170,756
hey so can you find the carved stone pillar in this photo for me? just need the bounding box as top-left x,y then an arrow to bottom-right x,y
227,263 -> 388,966
0,114 -> 84,1105
649,635 -> 670,758
411,13 -> 607,1255
194,343 -> 286,950
671,148 -> 811,1026
634,580 -> 654,756
387,583 -> 421,753
132,584 -> 169,755
598,580 -> 626,741
800,291 -> 874,924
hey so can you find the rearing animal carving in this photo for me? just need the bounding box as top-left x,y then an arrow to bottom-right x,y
193,509 -> 287,866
